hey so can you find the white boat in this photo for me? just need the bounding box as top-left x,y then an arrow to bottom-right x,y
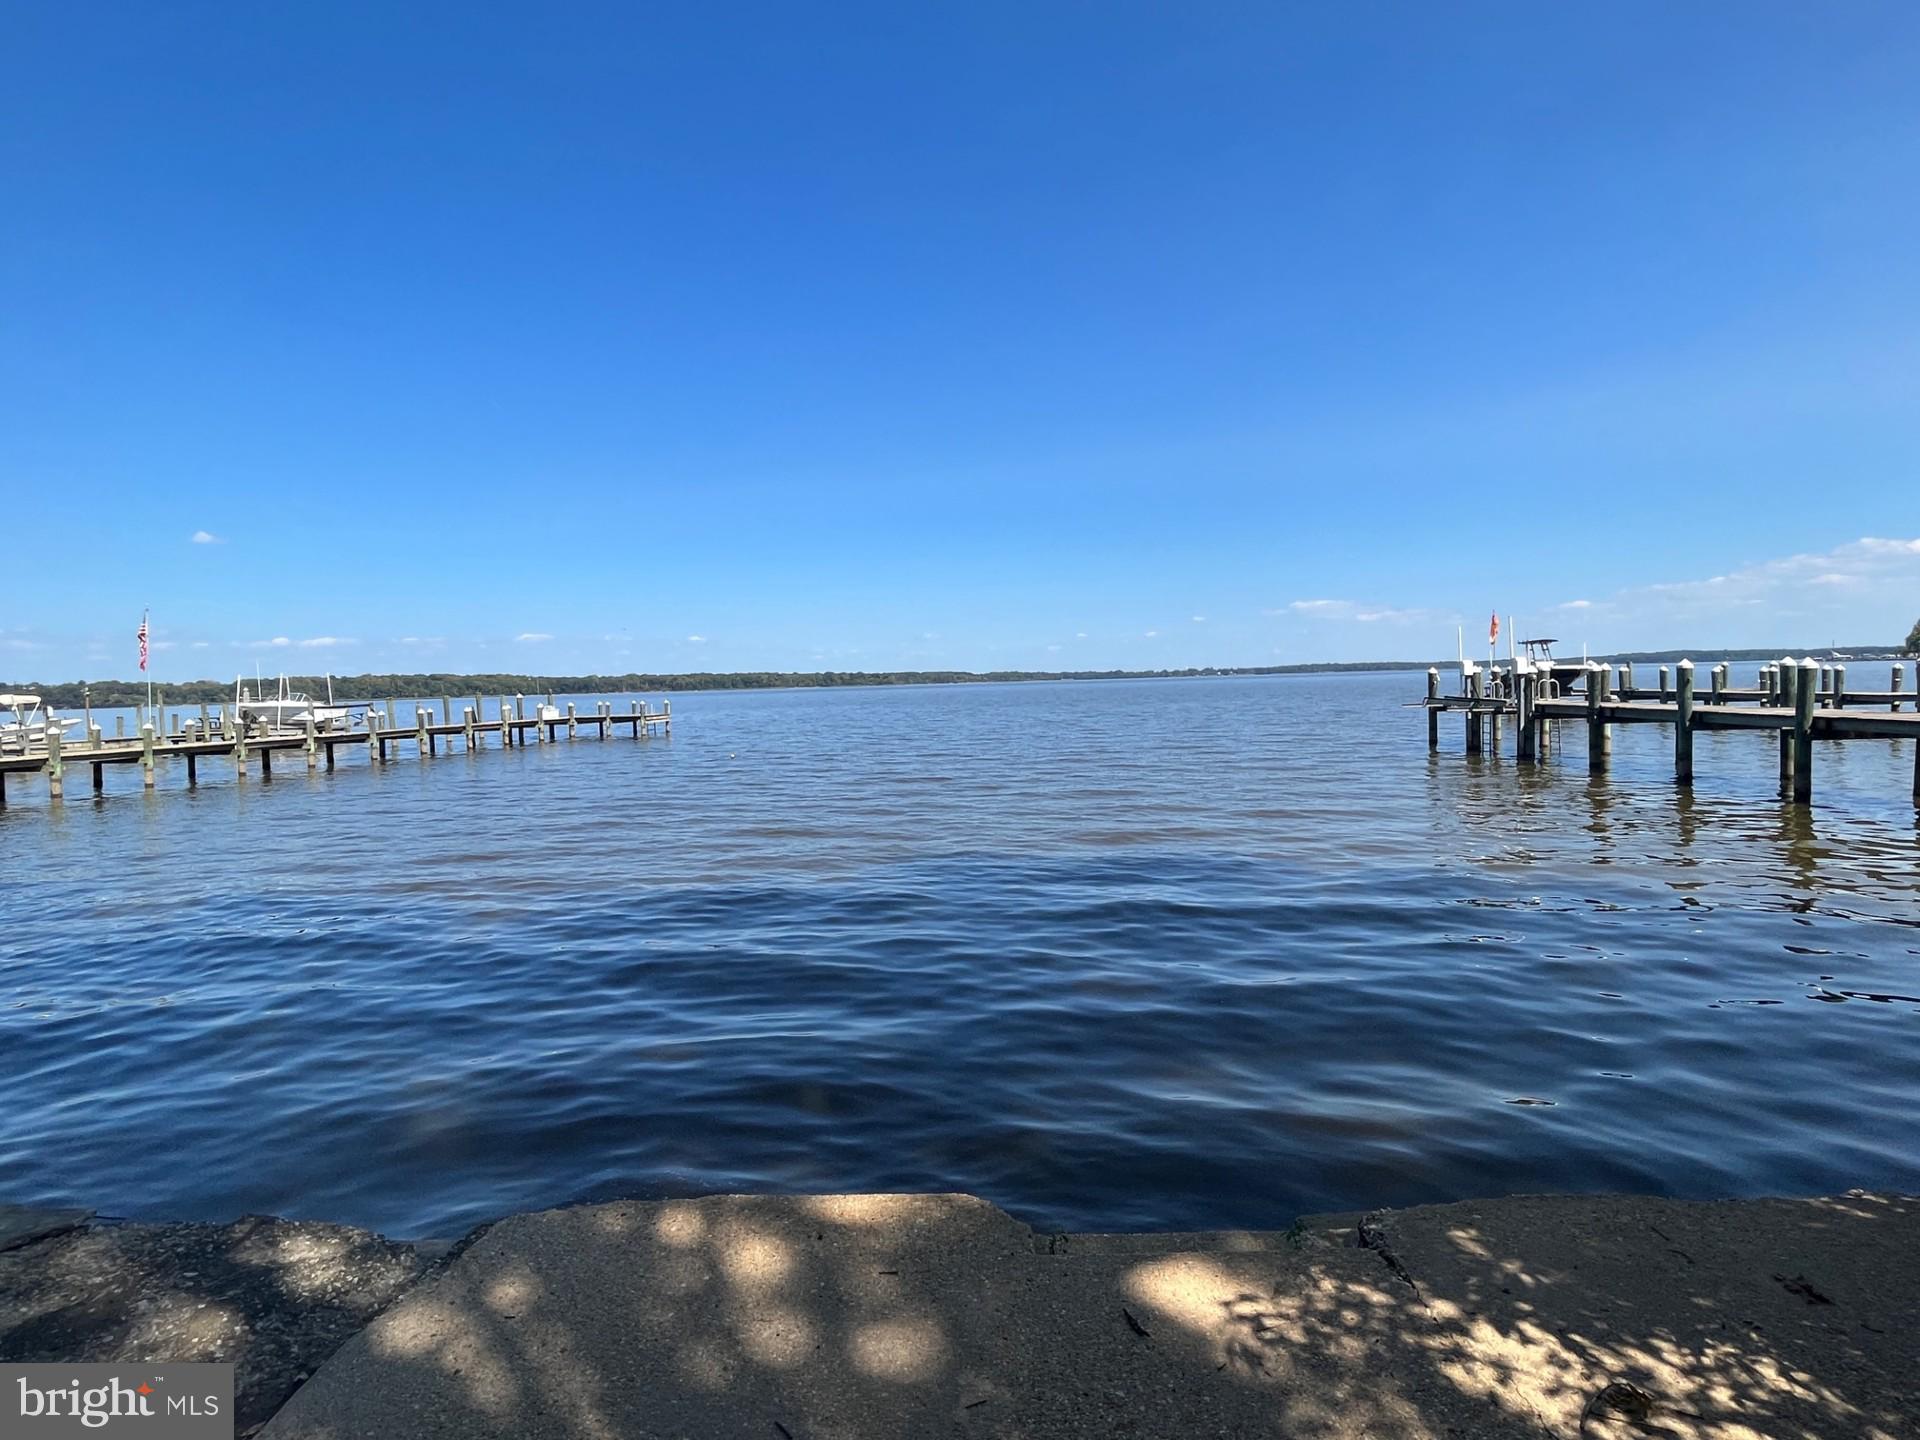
235,674 -> 356,732
0,694 -> 82,753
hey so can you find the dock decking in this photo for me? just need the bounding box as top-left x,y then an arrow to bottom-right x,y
0,695 -> 670,805
1422,658 -> 1918,804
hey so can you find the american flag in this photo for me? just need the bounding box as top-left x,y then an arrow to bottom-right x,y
137,612 -> 149,672
1489,611 -> 1500,645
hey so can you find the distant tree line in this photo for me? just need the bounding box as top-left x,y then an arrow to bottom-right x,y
7,645 -> 1906,709
11,663 -> 1431,708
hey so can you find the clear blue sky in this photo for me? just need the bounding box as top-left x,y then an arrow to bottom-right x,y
5,2 -> 1917,679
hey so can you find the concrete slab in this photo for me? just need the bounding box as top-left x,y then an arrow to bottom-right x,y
0,1204 -> 91,1253
0,1215 -> 426,1438
262,1193 -> 1534,1439
1362,1190 -> 1920,1439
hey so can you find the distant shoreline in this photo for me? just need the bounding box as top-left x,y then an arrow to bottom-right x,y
7,646 -> 1907,709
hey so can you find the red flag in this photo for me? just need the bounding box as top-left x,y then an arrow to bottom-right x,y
1489,611 -> 1500,645
137,612 -> 149,672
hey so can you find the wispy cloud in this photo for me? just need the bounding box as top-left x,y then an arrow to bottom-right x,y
1279,599 -> 1444,625
685,634 -> 707,644
516,632 -> 553,643
1190,615 -> 1207,623
1557,599 -> 1594,610
190,530 -> 223,545
1631,536 -> 1920,616
1142,629 -> 1160,638
297,636 -> 353,648
240,637 -> 293,649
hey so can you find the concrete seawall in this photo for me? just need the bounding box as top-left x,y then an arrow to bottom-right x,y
4,1191 -> 1914,1438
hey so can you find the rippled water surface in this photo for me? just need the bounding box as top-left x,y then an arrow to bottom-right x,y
3,672 -> 1917,1237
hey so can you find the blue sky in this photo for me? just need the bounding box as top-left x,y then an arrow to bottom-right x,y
5,2 -> 1917,679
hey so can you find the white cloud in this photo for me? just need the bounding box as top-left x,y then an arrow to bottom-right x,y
237,636 -> 294,649
1281,599 -> 1441,625
190,530 -> 222,545
1558,599 -> 1594,610
297,636 -> 353,648
1633,536 -> 1920,615
1190,615 -> 1207,623
1142,629 -> 1160,638
516,632 -> 553,643
685,635 -> 707,644
1045,644 -> 1062,652
190,641 -> 210,650
1075,632 -> 1088,639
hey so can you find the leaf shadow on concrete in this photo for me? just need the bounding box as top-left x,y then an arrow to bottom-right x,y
0,1215 -> 425,1437
256,1189 -> 1916,1439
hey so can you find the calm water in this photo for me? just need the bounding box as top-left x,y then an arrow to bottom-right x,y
3,672 -> 1917,1238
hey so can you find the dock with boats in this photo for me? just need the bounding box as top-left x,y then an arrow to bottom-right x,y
0,692 -> 670,805
1423,650 -> 1919,803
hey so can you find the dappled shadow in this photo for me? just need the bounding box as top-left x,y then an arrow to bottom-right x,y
252,1189 -> 1915,1438
0,1215 -> 425,1436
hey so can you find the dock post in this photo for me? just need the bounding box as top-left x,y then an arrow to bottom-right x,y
418,707 -> 433,756
1658,665 -> 1670,703
1426,668 -> 1440,750
233,714 -> 249,782
304,717 -> 318,770
463,705 -> 476,751
92,761 -> 104,793
664,698 -> 671,733
1586,664 -> 1606,773
1516,669 -> 1536,761
367,711 -> 382,763
566,703 -> 578,740
1619,662 -> 1634,697
200,701 -> 211,736
186,753 -> 197,787
140,724 -> 156,788
1832,665 -> 1846,711
500,697 -> 513,747
1674,660 -> 1694,785
1709,664 -> 1724,704
1777,659 -> 1797,795
115,716 -> 125,739
1893,664 -> 1905,712
1465,670 -> 1483,755
0,770 -> 6,807
260,745 -> 272,780
441,697 -> 451,725
1793,658 -> 1818,803
46,723 -> 63,800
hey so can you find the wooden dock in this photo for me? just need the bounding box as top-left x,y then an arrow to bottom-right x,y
0,695 -> 670,806
1422,658 -> 1918,804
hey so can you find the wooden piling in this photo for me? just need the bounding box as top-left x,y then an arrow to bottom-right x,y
304,717 -> 318,770
92,761 -> 104,793
186,753 -> 197,787
367,711 -> 382,764
260,745 -> 272,780
1516,669 -> 1536,761
1893,664 -> 1905,712
1658,665 -> 1670,703
1793,658 -> 1818,803
1426,668 -> 1440,750
418,707 -> 433,756
1619,662 -> 1634,696
1833,665 -> 1846,711
45,723 -> 62,800
1777,659 -> 1797,795
1585,664 -> 1605,773
234,712 -> 249,782
1674,659 -> 1694,785
566,703 -> 578,740
140,724 -> 156,788
1465,670 -> 1483,755
463,705 -> 476,751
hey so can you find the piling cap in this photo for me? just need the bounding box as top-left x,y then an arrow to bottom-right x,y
1677,658 -> 1693,671
1799,656 -> 1820,671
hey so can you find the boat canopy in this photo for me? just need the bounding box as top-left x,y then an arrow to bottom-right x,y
0,693 -> 43,707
